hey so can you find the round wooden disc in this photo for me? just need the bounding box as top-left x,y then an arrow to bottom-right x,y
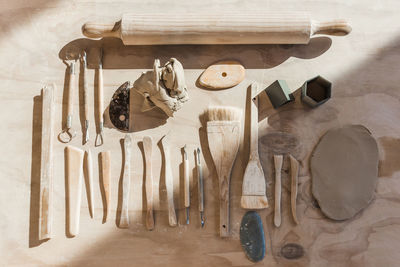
311,125 -> 379,220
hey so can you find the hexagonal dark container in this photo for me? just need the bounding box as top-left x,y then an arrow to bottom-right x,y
301,76 -> 332,108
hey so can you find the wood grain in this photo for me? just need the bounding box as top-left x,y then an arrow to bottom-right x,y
100,151 -> 111,222
143,136 -> 155,230
290,154 -> 299,224
85,150 -> 94,218
273,154 -> 283,227
119,135 -> 131,228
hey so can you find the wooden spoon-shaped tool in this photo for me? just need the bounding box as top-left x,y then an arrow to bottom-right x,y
273,155 -> 283,227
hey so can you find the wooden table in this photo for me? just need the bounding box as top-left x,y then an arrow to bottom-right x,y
1,1 -> 400,266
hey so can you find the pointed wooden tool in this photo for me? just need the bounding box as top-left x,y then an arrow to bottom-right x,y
120,135 -> 132,228
290,155 -> 299,224
206,106 -> 242,237
100,151 -> 111,222
241,83 -> 269,209
143,136 -> 155,230
85,150 -> 95,218
160,135 -> 177,227
273,155 -> 283,227
66,146 -> 84,237
39,84 -> 55,240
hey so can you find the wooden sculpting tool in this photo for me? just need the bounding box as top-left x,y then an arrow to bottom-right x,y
120,135 -> 132,228
83,12 -> 351,45
100,151 -> 111,222
206,106 -> 242,237
290,155 -> 299,224
241,83 -> 269,209
39,84 -> 55,240
160,135 -> 177,227
143,136 -> 155,230
59,61 -> 77,143
273,155 -> 283,227
66,146 -> 84,237
95,48 -> 104,147
196,148 -> 204,228
183,145 -> 190,225
85,150 -> 95,218
80,51 -> 90,144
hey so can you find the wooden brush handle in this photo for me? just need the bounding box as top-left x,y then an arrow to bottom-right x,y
97,65 -> 104,125
66,146 -> 84,237
274,155 -> 283,227
120,135 -> 132,228
143,136 -> 155,230
290,155 -> 299,224
82,60 -> 89,121
161,137 -> 177,227
250,83 -> 259,159
100,151 -> 111,222
39,85 -> 55,240
67,62 -> 75,126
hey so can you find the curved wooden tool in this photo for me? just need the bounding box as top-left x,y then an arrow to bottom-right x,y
120,135 -> 132,228
83,13 -> 351,45
241,83 -> 269,209
66,146 -> 84,237
160,135 -> 177,227
100,151 -> 111,222
143,136 -> 155,230
290,155 -> 299,224
273,155 -> 283,227
85,150 -> 95,218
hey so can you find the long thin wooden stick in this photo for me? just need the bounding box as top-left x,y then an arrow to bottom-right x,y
274,155 -> 283,227
119,135 -> 132,228
290,155 -> 299,224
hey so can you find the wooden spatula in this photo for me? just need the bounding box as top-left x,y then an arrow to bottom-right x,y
241,83 -> 269,209
119,135 -> 132,228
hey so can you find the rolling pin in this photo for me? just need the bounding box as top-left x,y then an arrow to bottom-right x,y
82,12 -> 351,45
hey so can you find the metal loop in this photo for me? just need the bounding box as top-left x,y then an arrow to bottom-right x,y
58,128 -> 76,143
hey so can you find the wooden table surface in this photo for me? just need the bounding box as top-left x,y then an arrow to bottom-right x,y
1,0 -> 400,266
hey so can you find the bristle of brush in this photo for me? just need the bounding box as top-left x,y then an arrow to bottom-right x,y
206,106 -> 242,122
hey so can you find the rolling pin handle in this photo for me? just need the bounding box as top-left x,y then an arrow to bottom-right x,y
82,21 -> 121,39
311,19 -> 352,36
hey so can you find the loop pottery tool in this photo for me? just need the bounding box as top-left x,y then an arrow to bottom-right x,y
85,150 -> 95,218
80,51 -> 90,144
143,136 -> 155,230
120,135 -> 132,228
196,147 -> 204,228
95,48 -> 104,147
273,155 -> 283,227
66,146 -> 84,237
289,155 -> 299,224
82,12 -> 351,45
241,83 -> 269,210
100,151 -> 111,222
206,106 -> 242,237
39,85 -> 55,240
183,145 -> 190,225
59,62 -> 77,143
160,135 -> 177,227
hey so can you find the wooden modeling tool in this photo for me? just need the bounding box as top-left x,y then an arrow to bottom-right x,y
143,136 -> 155,230
95,48 -> 104,147
196,148 -> 204,228
206,106 -> 242,237
120,135 -> 132,228
83,12 -> 351,45
100,151 -> 111,222
199,61 -> 245,89
273,155 -> 283,227
39,84 -> 55,240
289,155 -> 299,224
160,135 -> 177,227
66,146 -> 84,237
85,150 -> 95,218
80,51 -> 90,144
241,83 -> 269,209
183,145 -> 190,225
59,61 -> 77,143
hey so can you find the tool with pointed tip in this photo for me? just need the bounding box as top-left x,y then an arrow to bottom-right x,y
183,145 -> 190,225
120,135 -> 132,228
196,148 -> 204,228
66,146 -> 84,237
100,151 -> 111,222
82,13 -> 351,45
143,136 -> 155,230
39,84 -> 55,240
59,62 -> 77,143
206,106 -> 242,237
160,135 -> 177,227
241,83 -> 269,210
290,155 -> 299,224
95,48 -> 104,147
80,51 -> 89,144
85,150 -> 94,218
273,155 -> 283,227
